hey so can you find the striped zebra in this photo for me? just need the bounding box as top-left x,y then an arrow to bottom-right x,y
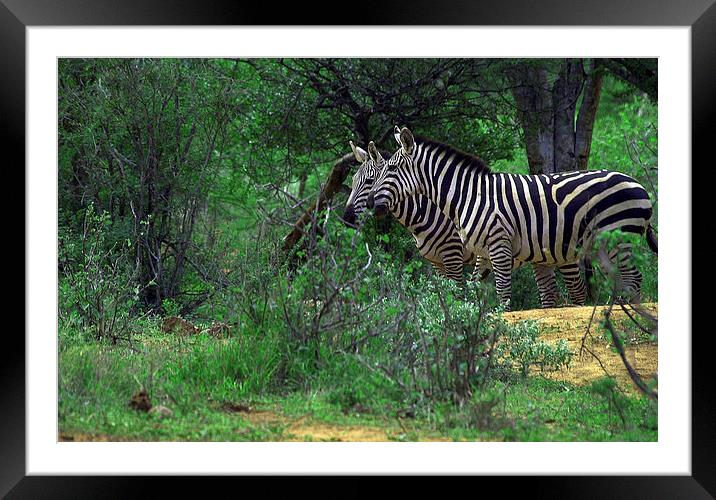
344,141 -> 475,282
344,141 -> 585,308
474,257 -> 588,307
367,127 -> 657,308
584,242 -> 646,300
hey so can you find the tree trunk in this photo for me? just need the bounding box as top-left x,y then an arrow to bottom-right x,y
297,172 -> 308,199
510,59 -> 604,175
508,63 -> 554,174
575,60 -> 604,171
282,153 -> 356,253
552,60 -> 585,172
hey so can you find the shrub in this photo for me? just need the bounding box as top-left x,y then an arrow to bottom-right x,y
501,320 -> 572,378
59,203 -> 140,343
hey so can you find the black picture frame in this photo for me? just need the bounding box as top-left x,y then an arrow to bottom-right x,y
5,0 -> 712,496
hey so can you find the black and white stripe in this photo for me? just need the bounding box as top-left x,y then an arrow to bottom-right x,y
345,141 -> 587,307
368,127 -> 656,308
344,141 -> 474,282
473,257 -> 587,307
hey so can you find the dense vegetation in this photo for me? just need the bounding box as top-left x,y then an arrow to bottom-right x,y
58,58 -> 658,441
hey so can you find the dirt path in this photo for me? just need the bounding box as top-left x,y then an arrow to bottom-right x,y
503,303 -> 658,394
241,410 -> 441,442
59,412 -> 450,443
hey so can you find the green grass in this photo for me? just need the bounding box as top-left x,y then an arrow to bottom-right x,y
59,324 -> 657,442
60,399 -> 284,441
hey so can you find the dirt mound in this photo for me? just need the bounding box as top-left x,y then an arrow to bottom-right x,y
221,402 -> 252,413
503,303 -> 658,394
129,389 -> 152,412
242,410 -> 451,442
162,316 -> 199,336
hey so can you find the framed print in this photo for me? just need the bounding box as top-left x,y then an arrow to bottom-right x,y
6,0 -> 713,496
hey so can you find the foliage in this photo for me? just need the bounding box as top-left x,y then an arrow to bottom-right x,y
57,58 -> 659,441
59,332 -> 656,441
585,229 -> 656,304
59,203 -> 139,343
59,59 -> 246,311
501,320 -> 572,378
591,75 -> 658,223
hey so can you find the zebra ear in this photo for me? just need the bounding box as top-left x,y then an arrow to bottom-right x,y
350,141 -> 367,163
393,125 -> 402,145
367,141 -> 384,163
399,127 -> 415,155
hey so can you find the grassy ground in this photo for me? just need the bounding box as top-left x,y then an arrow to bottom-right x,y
59,377 -> 657,442
59,305 -> 658,442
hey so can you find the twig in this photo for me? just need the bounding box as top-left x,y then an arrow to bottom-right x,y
603,308 -> 658,400
579,304 -> 600,358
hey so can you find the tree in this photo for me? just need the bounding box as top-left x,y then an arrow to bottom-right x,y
508,59 -> 605,174
251,58 -> 520,252
59,59 -> 245,311
601,58 -> 657,102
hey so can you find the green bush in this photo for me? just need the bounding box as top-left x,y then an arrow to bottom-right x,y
509,266 -> 542,311
501,320 -> 572,378
59,203 -> 139,343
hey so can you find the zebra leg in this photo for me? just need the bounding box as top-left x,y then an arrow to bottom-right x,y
433,237 -> 467,286
613,244 -> 643,301
488,238 -> 514,310
471,256 -> 492,282
429,258 -> 465,286
442,258 -> 465,284
429,261 -> 447,278
532,264 -> 558,308
557,262 -> 587,306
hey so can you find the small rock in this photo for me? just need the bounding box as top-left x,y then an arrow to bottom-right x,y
221,402 -> 251,413
149,405 -> 173,418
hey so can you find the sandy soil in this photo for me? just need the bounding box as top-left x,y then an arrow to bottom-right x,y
503,303 -> 658,394
242,410 -> 400,442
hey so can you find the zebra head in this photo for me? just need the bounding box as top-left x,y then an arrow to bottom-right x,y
367,126 -> 419,217
343,140 -> 385,226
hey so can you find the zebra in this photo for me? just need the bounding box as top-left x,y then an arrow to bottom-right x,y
344,141 -> 584,308
367,126 -> 657,309
584,241 -> 646,300
343,140 -> 476,282
473,256 -> 587,307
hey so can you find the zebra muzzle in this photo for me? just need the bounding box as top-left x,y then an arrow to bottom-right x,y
342,205 -> 356,225
366,192 -> 375,209
367,192 -> 388,216
373,203 -> 388,217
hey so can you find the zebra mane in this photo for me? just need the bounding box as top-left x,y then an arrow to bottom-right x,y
413,136 -> 491,174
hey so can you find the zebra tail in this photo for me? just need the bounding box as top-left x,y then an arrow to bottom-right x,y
646,224 -> 658,255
